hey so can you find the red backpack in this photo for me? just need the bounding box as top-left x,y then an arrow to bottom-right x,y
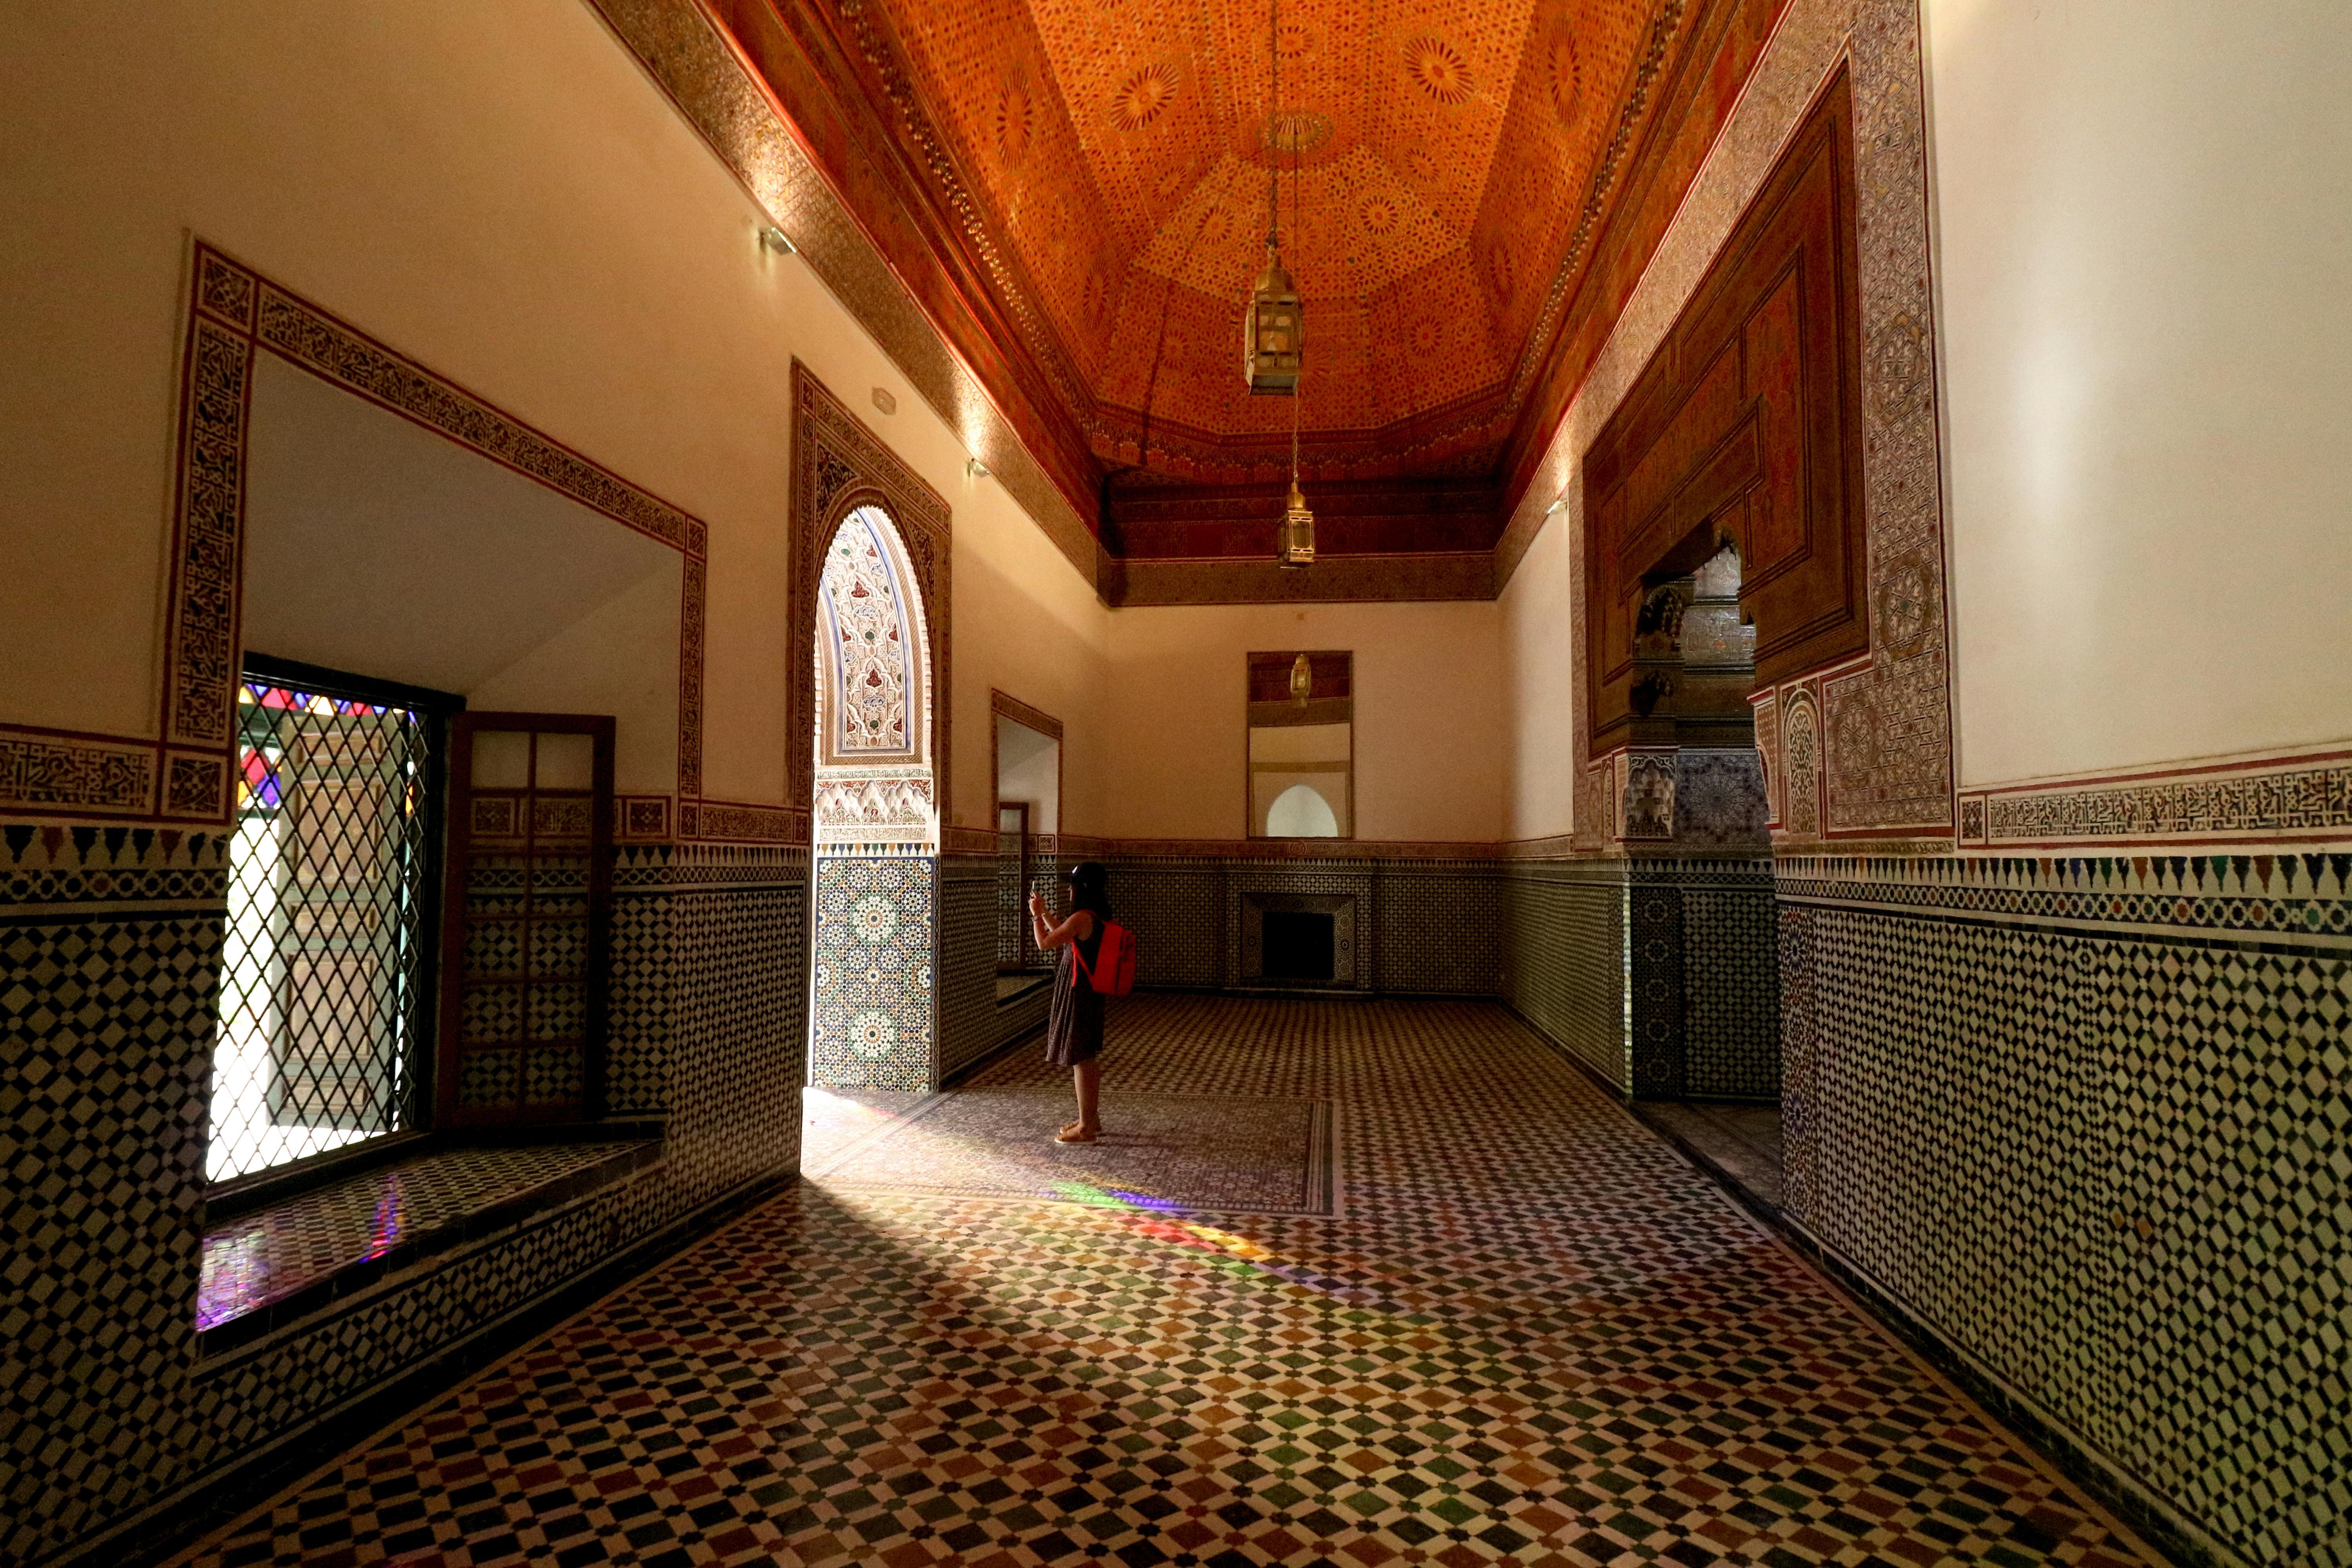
1073,919 -> 1136,995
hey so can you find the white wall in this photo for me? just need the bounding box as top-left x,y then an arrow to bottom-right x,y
1498,508 -> 1580,840
0,0 -> 1105,827
1927,0 -> 2352,784
1103,601 -> 1503,842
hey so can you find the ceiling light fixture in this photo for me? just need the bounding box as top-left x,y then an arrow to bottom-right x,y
1244,0 -> 1301,399
1259,0 -> 1314,568
966,458 -> 990,479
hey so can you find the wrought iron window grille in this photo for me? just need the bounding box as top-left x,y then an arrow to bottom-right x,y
210,654 -> 459,1190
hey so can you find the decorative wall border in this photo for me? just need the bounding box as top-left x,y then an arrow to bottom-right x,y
0,240 -> 751,839
1956,743 -> 2352,851
791,363 -> 952,840
1777,849 -> 2352,948
677,799 -> 812,846
1068,837 -> 1508,866
940,825 -> 1000,858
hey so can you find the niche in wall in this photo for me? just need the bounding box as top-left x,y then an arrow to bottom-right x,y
241,351 -> 683,793
1583,69 -> 1864,766
1238,891 -> 1359,989
1247,652 -> 1353,839
230,346 -> 683,1170
993,696 -> 1062,975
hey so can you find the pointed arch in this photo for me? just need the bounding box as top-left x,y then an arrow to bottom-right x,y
815,504 -> 933,769
789,362 -> 952,838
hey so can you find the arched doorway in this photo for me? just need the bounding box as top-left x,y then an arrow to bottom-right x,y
808,503 -> 938,1091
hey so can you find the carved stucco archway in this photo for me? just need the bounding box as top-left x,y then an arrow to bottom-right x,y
791,363 -> 952,1091
813,503 -> 935,847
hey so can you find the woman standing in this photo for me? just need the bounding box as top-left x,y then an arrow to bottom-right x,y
1030,861 -> 1111,1143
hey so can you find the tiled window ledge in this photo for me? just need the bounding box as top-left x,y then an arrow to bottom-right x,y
195,1136 -> 664,1356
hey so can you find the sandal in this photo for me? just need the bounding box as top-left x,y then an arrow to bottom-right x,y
1054,1126 -> 1100,1143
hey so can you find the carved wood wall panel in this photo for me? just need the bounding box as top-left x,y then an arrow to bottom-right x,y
1583,70 -> 1864,760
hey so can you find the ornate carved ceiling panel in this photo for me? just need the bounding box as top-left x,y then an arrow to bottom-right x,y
691,0 -> 1787,586
790,3 -> 1693,475
864,0 -> 1660,479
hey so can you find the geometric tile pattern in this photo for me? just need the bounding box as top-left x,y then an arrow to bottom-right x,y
1679,883 -> 1779,1099
181,997 -> 2162,1568
1499,857 -> 1779,1103
1628,884 -> 1686,1099
2101,942 -> 2352,1566
2,908 -> 219,1566
807,1087 -> 1335,1216
196,1143 -> 658,1334
1,835 -> 808,1567
811,855 -> 936,1093
1372,864 -> 1505,996
1106,855 -> 1509,998
1784,858 -> 2352,1568
1500,860 -> 1628,1087
1779,846 -> 2352,938
936,854 -> 1044,1084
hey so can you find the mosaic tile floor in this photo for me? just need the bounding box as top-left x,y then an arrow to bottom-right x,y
180,998 -> 2160,1568
198,1142 -> 656,1331
808,1088 -> 1336,1215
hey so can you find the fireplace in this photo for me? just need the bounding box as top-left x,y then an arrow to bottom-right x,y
1261,911 -> 1335,981
1237,890 -> 1360,989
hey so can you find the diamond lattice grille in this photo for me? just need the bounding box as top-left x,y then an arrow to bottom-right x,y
211,679 -> 433,1182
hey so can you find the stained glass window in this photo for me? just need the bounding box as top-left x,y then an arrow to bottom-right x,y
211,664 -> 444,1184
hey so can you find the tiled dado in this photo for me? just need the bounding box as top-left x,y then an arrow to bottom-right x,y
936,852 -> 1047,1083
194,1141 -> 663,1350
1098,847 -> 1780,1103
1779,854 -> 2351,1568
1100,853 -> 1507,997
1,833 -> 809,1568
1501,855 -> 1780,1101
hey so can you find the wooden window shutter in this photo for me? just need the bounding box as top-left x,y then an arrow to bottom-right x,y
437,713 -> 614,1127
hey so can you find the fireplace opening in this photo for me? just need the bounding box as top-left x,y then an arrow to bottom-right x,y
1262,911 -> 1336,982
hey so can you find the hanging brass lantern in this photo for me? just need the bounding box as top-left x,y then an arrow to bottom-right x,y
1244,246 -> 1303,396
1278,479 -> 1316,568
1289,652 -> 1313,703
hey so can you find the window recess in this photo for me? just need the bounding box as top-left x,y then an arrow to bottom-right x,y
211,655 -> 457,1188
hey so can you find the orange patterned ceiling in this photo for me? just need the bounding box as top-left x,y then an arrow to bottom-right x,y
858,0 -> 1668,480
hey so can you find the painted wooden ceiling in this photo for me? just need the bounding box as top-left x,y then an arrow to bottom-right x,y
869,0 -> 1657,481
710,0 -> 1786,577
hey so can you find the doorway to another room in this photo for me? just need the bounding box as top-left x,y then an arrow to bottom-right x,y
807,504 -> 939,1093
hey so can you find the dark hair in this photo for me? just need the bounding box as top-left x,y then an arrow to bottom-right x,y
1060,860 -> 1112,918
